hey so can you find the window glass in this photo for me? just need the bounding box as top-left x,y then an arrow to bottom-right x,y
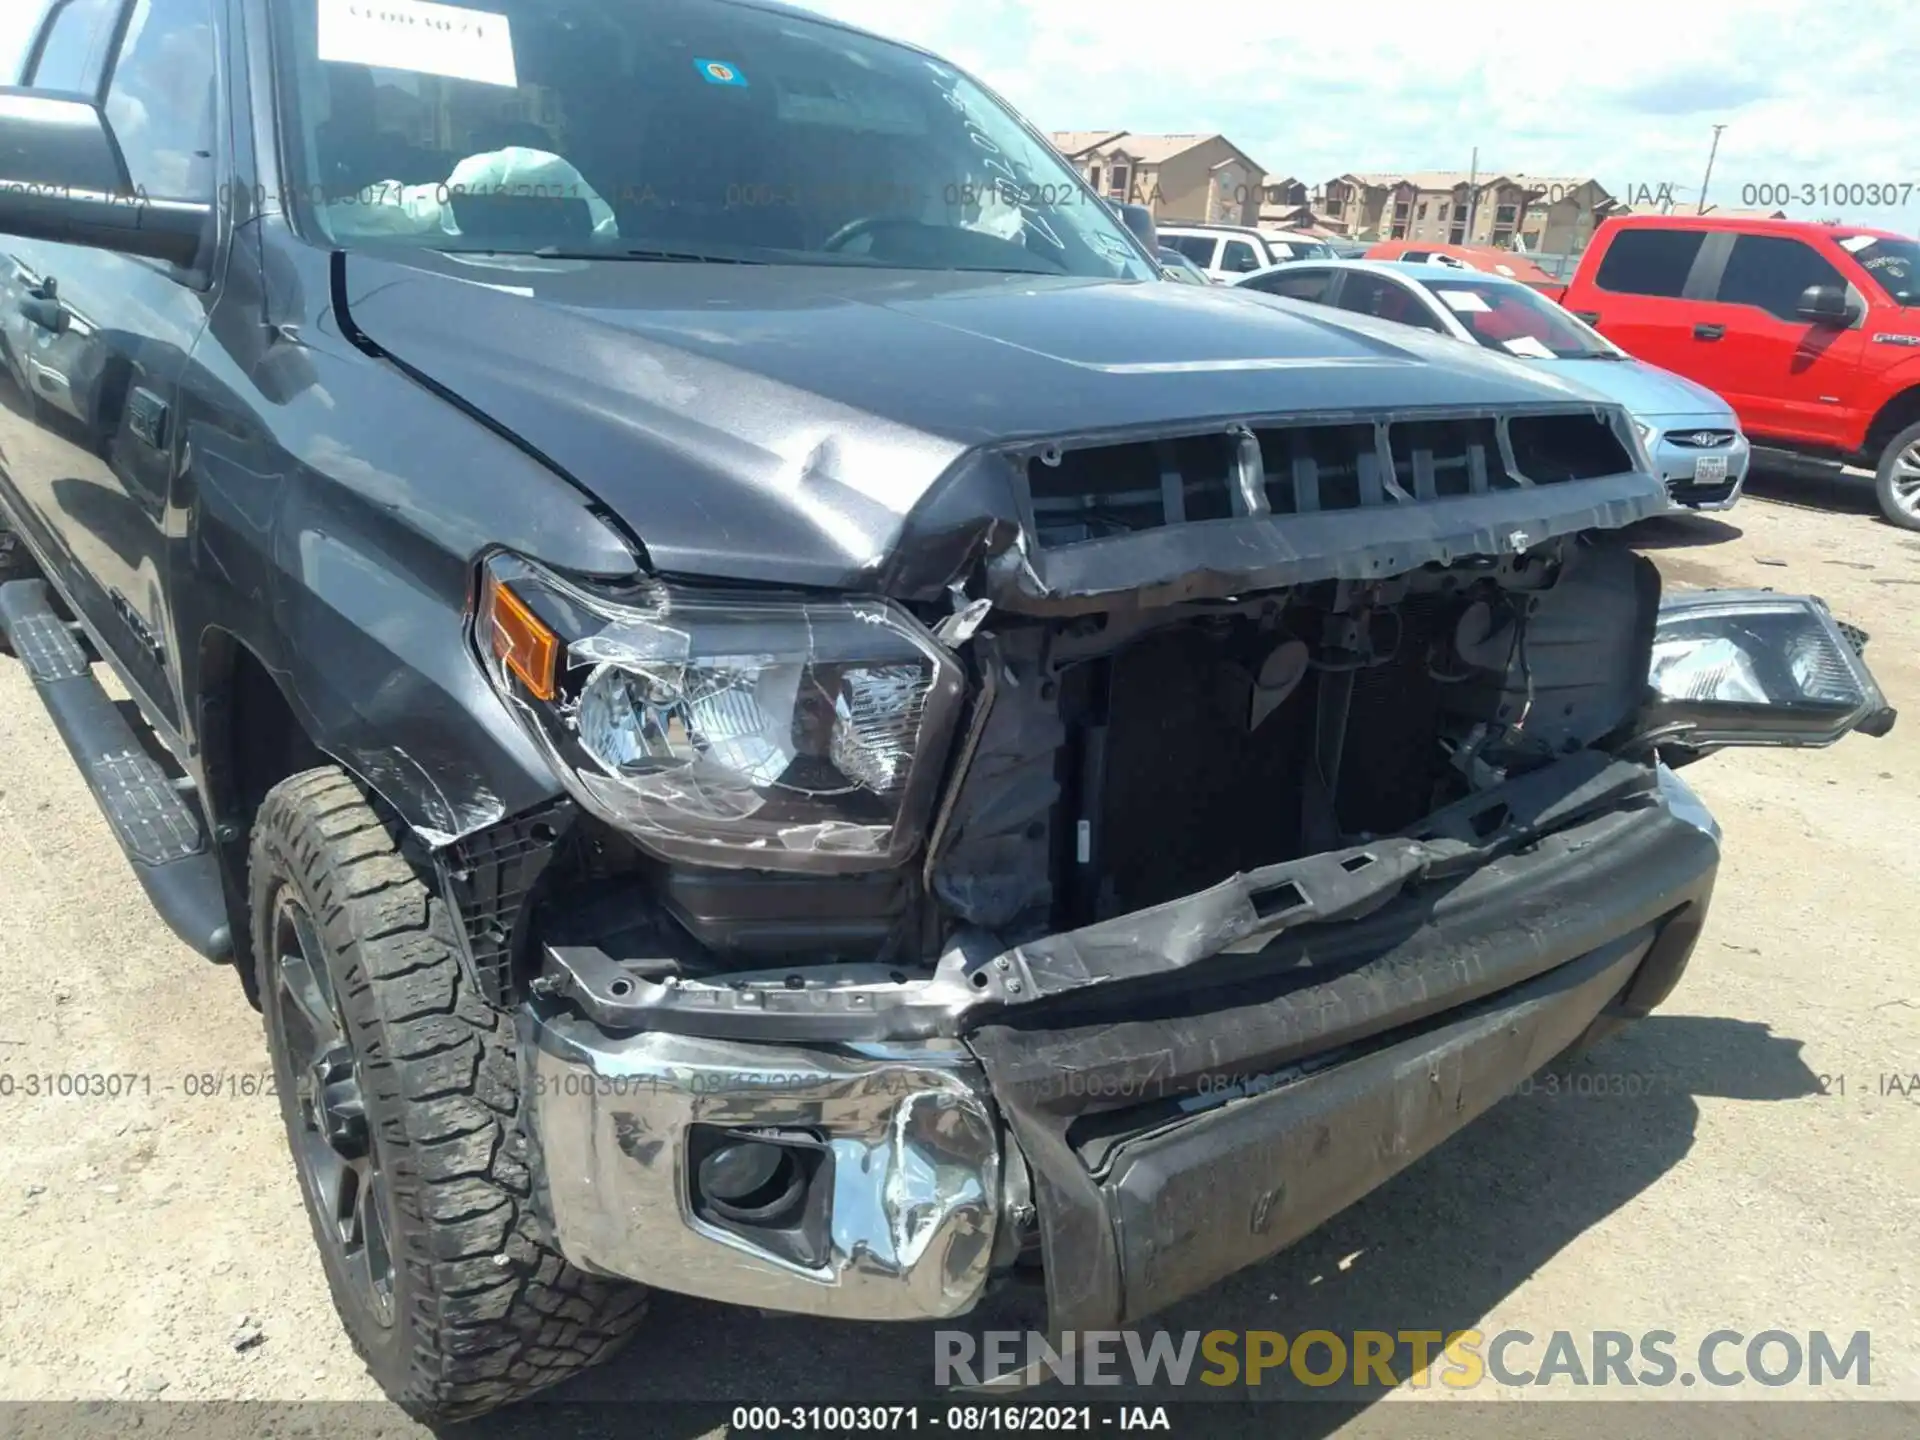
1168,233 -> 1217,264
1716,234 -> 1848,321
25,0 -> 119,91
1220,239 -> 1260,272
103,0 -> 218,201
270,0 -> 1156,277
1426,278 -> 1614,358
1401,250 -> 1431,262
1336,272 -> 1445,331
1844,236 -> 1920,307
1246,267 -> 1333,302
1592,228 -> 1705,298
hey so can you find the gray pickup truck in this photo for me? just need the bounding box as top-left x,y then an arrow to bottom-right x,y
0,0 -> 1894,1420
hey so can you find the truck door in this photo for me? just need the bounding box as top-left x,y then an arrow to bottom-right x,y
1690,232 -> 1869,447
1575,226 -> 1715,382
0,0 -> 225,732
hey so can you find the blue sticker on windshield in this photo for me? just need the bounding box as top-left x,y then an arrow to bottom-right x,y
695,58 -> 748,87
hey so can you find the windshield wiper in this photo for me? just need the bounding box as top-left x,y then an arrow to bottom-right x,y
446,246 -> 771,264
613,247 -> 770,265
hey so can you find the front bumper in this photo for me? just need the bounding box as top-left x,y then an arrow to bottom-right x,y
1652,423 -> 1751,511
517,1018 -> 1003,1321
519,765 -> 1719,1328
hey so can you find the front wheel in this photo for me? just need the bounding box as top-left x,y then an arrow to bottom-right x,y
1873,420 -> 1920,530
251,767 -> 646,1421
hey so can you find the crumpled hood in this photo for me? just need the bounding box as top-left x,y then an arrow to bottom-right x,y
339,251 -> 1637,590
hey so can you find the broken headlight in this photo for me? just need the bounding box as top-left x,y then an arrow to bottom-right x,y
475,554 -> 965,871
1646,591 -> 1894,748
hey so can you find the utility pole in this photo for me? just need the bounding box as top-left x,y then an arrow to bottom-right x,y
1463,146 -> 1479,241
1697,124 -> 1726,215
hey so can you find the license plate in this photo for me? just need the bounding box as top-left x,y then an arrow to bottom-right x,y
1692,454 -> 1729,484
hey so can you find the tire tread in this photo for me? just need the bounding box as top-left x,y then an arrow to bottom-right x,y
251,765 -> 644,1421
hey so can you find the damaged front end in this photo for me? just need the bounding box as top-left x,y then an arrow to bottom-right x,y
459,400 -> 1890,1332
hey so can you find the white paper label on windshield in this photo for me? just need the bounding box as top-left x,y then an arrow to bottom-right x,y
1838,235 -> 1876,254
317,0 -> 518,87
1503,335 -> 1555,358
1438,290 -> 1491,313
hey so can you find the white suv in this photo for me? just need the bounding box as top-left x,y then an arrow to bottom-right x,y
1158,224 -> 1332,281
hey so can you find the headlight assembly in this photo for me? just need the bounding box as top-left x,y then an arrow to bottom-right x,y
475,554 -> 965,871
1644,591 -> 1895,748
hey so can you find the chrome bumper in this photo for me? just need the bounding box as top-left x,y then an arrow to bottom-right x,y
517,1007 -> 1003,1322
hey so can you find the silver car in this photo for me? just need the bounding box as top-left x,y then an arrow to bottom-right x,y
1232,259 -> 1752,511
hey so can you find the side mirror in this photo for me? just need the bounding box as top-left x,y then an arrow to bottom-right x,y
0,90 -> 210,268
1794,283 -> 1857,325
1112,201 -> 1158,252
1640,591 -> 1895,762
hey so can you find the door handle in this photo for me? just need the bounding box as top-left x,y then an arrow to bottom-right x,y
1572,311 -> 1601,324
1693,323 -> 1725,341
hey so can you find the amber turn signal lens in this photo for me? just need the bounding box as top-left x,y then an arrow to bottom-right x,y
482,574 -> 558,701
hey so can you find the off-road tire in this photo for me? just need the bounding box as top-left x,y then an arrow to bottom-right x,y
1873,419 -> 1920,531
251,766 -> 647,1421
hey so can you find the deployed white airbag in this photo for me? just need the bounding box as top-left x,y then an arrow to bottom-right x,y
325,146 -> 618,241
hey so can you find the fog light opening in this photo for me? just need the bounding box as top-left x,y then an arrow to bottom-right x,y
696,1140 -> 808,1225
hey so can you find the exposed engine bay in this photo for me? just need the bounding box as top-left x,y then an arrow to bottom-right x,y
935,534 -> 1656,939
521,533 -> 1660,995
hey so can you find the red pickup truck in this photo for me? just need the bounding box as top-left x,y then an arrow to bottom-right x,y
1559,216 -> 1920,528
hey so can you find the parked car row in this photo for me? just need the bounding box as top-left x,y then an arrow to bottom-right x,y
1360,239 -> 1566,295
1203,214 -> 1920,530
1157,222 -> 1336,281
1561,216 -> 1920,530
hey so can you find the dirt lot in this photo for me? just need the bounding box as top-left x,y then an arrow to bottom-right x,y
1,459 -> 1916,1437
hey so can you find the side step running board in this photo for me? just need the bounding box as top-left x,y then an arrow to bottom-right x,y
0,580 -> 231,962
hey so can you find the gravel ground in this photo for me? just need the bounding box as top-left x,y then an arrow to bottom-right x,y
0,458 -> 1916,1438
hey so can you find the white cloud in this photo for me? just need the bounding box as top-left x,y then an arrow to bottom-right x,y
806,0 -> 1919,231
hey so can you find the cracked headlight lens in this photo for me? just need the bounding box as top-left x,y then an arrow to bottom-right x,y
477,554 -> 964,871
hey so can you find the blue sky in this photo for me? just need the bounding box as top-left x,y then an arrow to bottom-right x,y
809,0 -> 1919,235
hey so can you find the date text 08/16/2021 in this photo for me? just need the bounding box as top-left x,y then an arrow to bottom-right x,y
729,1406 -> 1172,1433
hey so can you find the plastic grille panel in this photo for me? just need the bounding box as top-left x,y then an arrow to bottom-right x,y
1022,412 -> 1631,549
439,802 -> 571,1006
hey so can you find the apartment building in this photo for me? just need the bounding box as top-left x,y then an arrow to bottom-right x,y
1049,131 -> 1267,226
1319,172 -> 1620,251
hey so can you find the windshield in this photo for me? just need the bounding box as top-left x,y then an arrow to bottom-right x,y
272,0 -> 1155,278
1424,277 -> 1617,360
1840,236 -> 1920,306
